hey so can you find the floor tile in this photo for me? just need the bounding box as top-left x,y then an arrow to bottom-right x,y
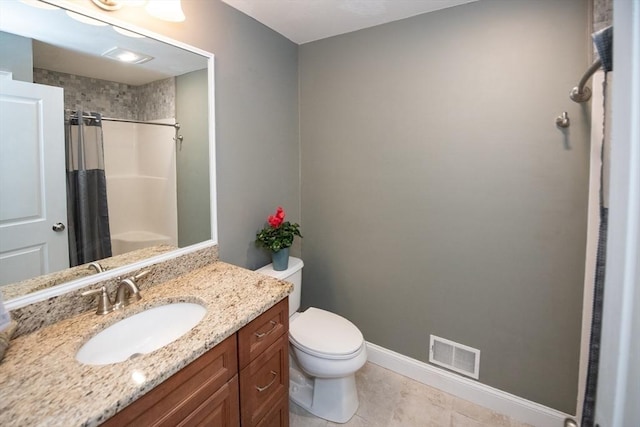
289,362 -> 533,427
352,362 -> 405,426
290,401 -> 328,427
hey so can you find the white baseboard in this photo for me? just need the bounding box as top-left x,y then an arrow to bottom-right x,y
365,341 -> 575,427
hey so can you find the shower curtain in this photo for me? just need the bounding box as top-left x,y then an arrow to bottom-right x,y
65,111 -> 112,266
581,72 -> 611,427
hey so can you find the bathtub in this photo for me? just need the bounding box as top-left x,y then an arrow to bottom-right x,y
111,230 -> 173,255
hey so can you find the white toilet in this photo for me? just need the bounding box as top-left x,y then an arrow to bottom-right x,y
257,256 -> 367,423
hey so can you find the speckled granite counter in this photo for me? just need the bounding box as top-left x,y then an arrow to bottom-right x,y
0,261 -> 292,427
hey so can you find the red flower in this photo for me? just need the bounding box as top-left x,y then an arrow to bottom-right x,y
268,206 -> 285,227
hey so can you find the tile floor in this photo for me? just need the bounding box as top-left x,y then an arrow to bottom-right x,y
289,362 -> 533,427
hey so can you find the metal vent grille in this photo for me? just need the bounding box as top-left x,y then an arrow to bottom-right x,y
429,335 -> 480,379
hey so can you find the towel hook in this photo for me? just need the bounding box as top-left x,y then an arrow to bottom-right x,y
173,123 -> 184,150
555,111 -> 570,128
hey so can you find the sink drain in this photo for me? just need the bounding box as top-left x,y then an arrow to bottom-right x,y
128,353 -> 143,360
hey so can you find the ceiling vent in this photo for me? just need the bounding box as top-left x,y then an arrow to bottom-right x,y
429,335 -> 480,379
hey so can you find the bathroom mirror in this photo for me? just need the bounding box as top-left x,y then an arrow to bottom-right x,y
0,0 -> 217,305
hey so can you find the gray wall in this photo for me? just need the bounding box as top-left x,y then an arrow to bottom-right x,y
299,0 -> 590,413
176,69 -> 211,247
99,1 -> 300,269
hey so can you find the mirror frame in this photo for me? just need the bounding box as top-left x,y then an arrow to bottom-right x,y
4,0 -> 217,310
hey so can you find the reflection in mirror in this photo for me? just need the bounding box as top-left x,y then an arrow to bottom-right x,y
0,0 -> 215,303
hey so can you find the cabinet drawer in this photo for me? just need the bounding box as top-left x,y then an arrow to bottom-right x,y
177,375 -> 240,427
238,298 -> 288,369
240,334 -> 289,427
103,334 -> 238,427
255,395 -> 289,427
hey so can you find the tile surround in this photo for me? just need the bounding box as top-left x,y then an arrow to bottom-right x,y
33,68 -> 175,121
593,0 -> 612,33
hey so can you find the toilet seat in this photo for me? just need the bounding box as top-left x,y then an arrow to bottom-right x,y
290,307 -> 364,360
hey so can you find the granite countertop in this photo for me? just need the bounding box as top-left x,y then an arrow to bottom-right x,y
0,261 -> 292,427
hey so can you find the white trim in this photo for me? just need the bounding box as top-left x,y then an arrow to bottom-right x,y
366,341 -> 572,427
4,0 -> 218,310
208,55 -> 218,244
596,1 -> 640,425
5,241 -> 216,310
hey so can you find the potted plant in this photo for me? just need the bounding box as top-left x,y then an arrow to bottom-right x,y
256,206 -> 302,270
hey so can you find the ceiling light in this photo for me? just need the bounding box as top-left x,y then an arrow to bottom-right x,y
145,0 -> 185,22
90,0 -> 186,22
91,0 -> 121,11
102,47 -> 153,64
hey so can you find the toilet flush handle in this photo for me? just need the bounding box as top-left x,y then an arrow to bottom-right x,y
254,320 -> 278,339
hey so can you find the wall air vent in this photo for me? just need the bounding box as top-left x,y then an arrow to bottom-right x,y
429,335 -> 480,379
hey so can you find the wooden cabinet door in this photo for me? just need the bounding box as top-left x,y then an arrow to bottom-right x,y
240,334 -> 289,426
255,396 -> 289,427
102,335 -> 237,427
238,299 -> 288,370
178,375 -> 240,427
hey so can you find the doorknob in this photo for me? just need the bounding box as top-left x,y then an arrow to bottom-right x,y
52,222 -> 66,232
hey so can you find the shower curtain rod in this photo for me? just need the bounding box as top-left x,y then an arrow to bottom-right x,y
70,111 -> 180,129
100,117 -> 180,130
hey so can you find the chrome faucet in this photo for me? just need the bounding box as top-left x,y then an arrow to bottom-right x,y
113,270 -> 149,310
81,270 -> 149,315
88,262 -> 104,273
114,278 -> 142,310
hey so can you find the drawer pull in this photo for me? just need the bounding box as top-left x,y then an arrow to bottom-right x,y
254,320 -> 278,339
255,370 -> 278,392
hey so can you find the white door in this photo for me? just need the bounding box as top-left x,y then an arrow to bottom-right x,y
0,77 -> 68,286
594,1 -> 640,426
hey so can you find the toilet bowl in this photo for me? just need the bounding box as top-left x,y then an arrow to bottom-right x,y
256,257 -> 367,424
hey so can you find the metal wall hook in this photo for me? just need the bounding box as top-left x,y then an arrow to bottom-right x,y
556,111 -> 570,128
174,134 -> 184,151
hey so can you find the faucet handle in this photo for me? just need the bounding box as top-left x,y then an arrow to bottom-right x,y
81,286 -> 113,315
132,270 -> 150,282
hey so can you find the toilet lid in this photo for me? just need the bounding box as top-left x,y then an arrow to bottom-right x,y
289,307 -> 363,356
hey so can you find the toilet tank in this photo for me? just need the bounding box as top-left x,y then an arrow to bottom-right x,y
256,256 -> 304,316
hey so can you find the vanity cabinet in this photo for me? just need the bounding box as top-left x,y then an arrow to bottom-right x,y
101,298 -> 289,427
102,334 -> 239,427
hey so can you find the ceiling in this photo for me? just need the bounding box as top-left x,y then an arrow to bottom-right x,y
221,0 -> 477,44
0,0 -> 476,84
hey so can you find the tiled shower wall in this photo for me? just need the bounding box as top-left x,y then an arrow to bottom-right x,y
593,0 -> 612,32
33,68 -> 175,121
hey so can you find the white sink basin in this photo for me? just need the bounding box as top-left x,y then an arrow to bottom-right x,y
76,302 -> 206,366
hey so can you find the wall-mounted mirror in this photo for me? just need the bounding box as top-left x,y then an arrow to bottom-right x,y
0,0 -> 216,306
